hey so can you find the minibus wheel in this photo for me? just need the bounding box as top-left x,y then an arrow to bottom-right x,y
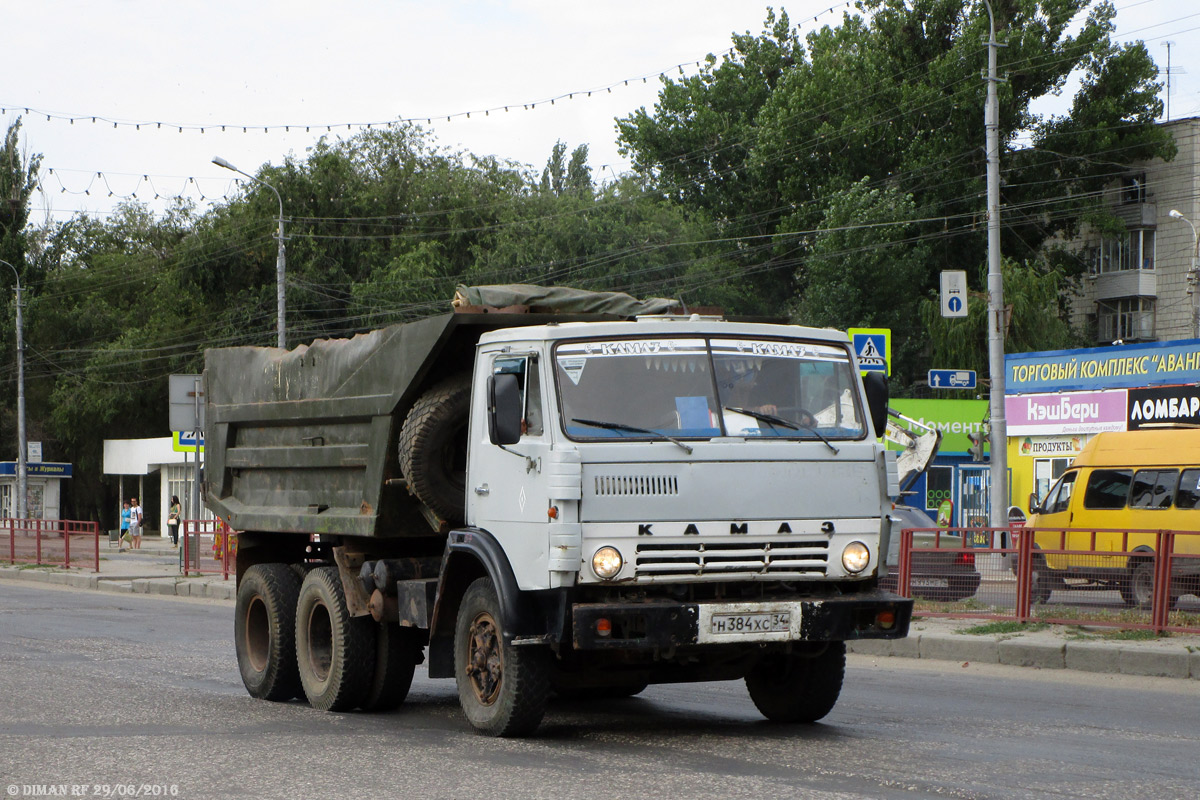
1119,558 -> 1155,609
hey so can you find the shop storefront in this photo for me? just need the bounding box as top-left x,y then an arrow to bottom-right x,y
890,398 -> 990,528
1005,339 -> 1200,509
0,461 -> 73,520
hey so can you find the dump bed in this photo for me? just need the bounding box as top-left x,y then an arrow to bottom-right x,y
204,311 -> 619,538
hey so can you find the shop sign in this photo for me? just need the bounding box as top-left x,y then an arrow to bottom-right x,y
1005,390 -> 1127,435
1006,339 -> 1200,394
1127,385 -> 1200,430
1016,435 -> 1086,458
0,462 -> 73,477
889,398 -> 989,454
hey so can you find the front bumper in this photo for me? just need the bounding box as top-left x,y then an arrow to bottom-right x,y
571,590 -> 912,650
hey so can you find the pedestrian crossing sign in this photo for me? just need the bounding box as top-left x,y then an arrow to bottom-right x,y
848,328 -> 891,375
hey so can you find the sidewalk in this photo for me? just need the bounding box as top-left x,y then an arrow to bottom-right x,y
0,536 -> 235,601
2,541 -> 1198,681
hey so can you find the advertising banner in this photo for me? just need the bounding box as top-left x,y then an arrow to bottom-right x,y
1014,434 -> 1087,458
1005,390 -> 1127,435
1127,385 -> 1200,429
889,398 -> 989,453
1006,339 -> 1200,394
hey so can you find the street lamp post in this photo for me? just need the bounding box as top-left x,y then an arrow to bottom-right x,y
0,259 -> 26,521
982,0 -> 1009,530
1168,209 -> 1200,339
212,156 -> 288,348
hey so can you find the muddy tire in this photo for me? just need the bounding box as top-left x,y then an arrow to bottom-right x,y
361,623 -> 421,712
745,642 -> 845,723
454,577 -> 550,737
235,563 -> 303,701
295,566 -> 376,712
399,374 -> 472,524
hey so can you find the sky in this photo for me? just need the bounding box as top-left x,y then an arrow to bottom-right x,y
5,0 -> 1200,224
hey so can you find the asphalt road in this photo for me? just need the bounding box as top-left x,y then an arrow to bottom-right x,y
2,582 -> 1198,800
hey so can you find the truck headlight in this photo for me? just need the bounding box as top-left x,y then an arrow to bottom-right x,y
591,546 -> 623,579
841,541 -> 870,574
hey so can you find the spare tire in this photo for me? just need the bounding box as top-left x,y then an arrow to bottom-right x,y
399,373 -> 472,524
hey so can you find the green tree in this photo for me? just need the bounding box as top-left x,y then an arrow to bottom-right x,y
617,1 -> 1173,377
793,177 -> 930,382
0,117 -> 41,270
921,257 -> 1082,388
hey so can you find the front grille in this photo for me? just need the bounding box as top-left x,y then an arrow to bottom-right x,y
635,539 -> 828,579
594,474 -> 679,497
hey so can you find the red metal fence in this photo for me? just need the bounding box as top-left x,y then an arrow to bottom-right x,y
897,525 -> 1200,634
1,518 -> 100,572
179,519 -> 236,580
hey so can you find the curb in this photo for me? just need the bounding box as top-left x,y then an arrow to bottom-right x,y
847,629 -> 1200,681
0,566 -> 235,602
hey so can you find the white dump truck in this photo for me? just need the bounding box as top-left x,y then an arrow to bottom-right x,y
205,285 -> 912,736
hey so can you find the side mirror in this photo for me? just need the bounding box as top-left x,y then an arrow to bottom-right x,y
1028,492 -> 1041,515
487,373 -> 523,445
862,371 -> 888,439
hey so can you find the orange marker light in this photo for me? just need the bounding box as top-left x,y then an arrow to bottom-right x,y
596,618 -> 612,637
547,506 -> 559,520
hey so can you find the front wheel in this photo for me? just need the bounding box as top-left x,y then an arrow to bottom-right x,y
745,642 -> 845,723
454,577 -> 550,737
1029,554 -> 1061,604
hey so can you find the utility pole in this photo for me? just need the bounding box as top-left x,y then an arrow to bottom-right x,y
0,259 -> 26,521
983,1 -> 1009,530
212,156 -> 287,348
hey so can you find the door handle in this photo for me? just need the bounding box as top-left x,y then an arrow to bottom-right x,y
474,484 -> 490,496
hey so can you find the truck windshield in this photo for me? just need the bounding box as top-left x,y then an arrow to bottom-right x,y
555,337 -> 866,441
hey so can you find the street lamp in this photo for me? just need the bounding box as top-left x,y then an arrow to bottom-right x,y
0,259 -> 26,521
1168,209 -> 1200,339
212,156 -> 288,348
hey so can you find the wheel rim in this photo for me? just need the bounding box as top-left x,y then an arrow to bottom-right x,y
306,601 -> 334,682
465,610 -> 503,706
244,595 -> 270,673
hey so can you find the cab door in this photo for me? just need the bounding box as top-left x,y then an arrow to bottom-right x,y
467,350 -> 553,589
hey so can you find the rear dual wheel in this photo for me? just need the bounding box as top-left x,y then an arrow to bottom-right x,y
295,566 -> 377,712
235,564 -> 303,701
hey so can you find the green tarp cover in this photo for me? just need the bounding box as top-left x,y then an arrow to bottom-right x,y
454,284 -> 675,316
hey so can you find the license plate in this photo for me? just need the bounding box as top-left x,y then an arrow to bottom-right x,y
710,612 -> 791,635
910,577 -> 949,588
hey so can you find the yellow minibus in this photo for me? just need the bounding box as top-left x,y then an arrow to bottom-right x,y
1026,429 -> 1200,608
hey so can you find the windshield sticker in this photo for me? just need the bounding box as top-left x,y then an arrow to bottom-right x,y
558,357 -> 587,385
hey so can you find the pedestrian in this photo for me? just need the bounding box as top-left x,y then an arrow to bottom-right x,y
119,501 -> 131,552
167,495 -> 181,547
129,497 -> 143,550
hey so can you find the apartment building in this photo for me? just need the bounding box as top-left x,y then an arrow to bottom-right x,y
1070,117 -> 1200,343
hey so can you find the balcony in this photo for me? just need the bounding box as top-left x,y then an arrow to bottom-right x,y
1113,202 -> 1157,227
1093,269 -> 1156,302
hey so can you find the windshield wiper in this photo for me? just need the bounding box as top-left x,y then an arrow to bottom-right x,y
723,406 -> 839,454
571,417 -> 694,454
723,406 -> 798,430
